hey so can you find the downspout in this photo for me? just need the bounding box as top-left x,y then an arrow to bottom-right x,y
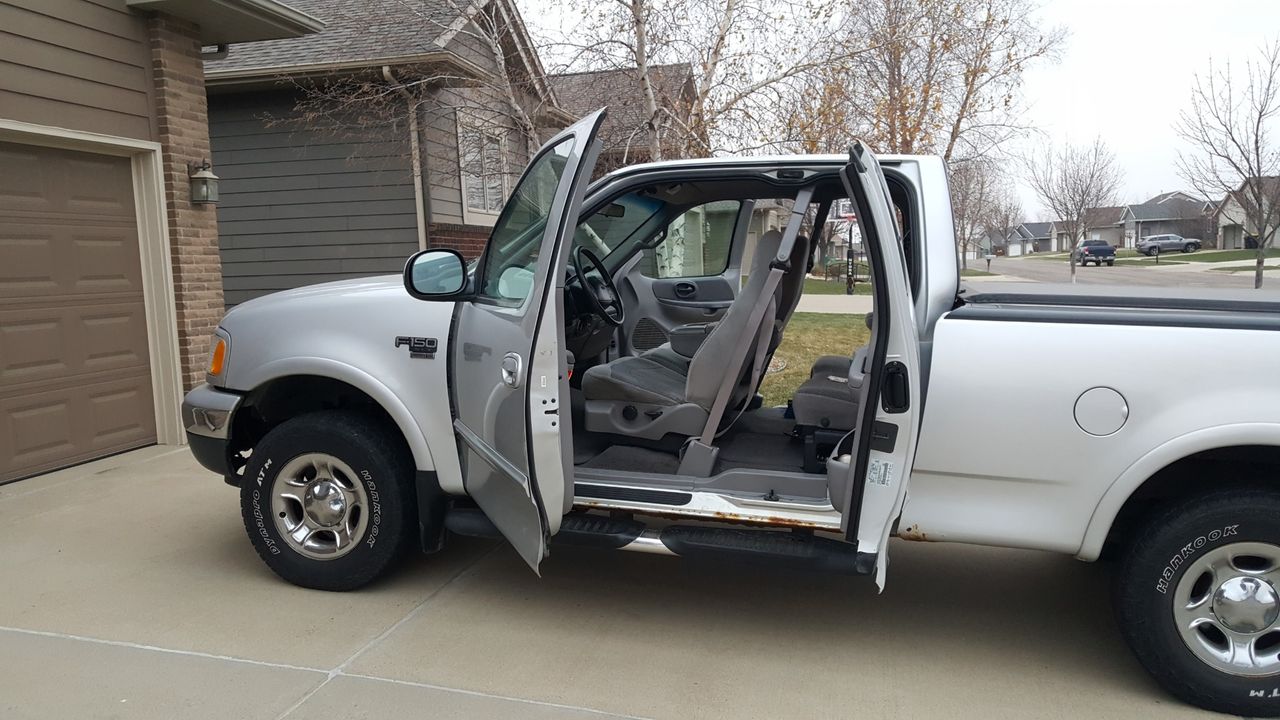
383,65 -> 428,250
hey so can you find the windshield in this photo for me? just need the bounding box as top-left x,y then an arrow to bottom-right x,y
572,192 -> 666,260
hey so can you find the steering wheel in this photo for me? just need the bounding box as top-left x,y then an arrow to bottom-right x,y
572,246 -> 624,327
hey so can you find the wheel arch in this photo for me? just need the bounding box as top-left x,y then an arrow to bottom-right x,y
230,357 -> 435,475
1079,423 -> 1280,560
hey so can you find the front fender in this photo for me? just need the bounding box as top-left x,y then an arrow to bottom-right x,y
239,356 -> 462,492
1077,422 -> 1280,560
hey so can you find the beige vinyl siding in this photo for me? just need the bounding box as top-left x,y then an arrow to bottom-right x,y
209,90 -> 420,307
0,0 -> 155,141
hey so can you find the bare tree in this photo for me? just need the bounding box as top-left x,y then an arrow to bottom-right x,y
540,0 -> 856,159
1024,138 -> 1123,283
832,0 -> 1064,162
1176,40 -> 1280,289
281,0 -> 556,178
949,157 -> 1000,269
987,195 -> 1024,256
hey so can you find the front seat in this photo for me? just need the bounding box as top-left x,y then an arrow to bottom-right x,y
581,229 -> 789,444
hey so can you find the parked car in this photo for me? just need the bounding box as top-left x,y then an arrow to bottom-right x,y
184,110 -> 1280,718
1137,233 -> 1201,255
1074,239 -> 1116,266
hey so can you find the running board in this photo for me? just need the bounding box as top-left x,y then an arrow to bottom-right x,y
444,508 -> 870,575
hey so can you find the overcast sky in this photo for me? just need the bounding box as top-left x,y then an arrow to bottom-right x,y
523,0 -> 1280,219
1010,0 -> 1279,217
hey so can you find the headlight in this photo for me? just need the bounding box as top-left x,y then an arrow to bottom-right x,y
206,328 -> 231,384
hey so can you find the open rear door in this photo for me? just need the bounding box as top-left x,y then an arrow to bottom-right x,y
449,111 -> 605,573
837,142 -> 923,588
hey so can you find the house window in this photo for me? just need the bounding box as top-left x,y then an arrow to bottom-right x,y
459,121 -> 507,221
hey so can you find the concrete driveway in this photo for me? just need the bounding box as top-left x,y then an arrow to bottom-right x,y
0,448 -> 1217,719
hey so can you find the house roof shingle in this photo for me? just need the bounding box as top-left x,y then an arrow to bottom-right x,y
205,0 -> 474,75
1125,192 -> 1209,222
1020,221 -> 1053,239
549,64 -> 694,156
1084,205 -> 1125,228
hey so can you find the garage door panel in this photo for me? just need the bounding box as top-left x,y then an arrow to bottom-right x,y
0,141 -> 156,483
1,374 -> 155,483
0,221 -> 142,300
0,302 -> 150,388
62,154 -> 135,216
0,144 -> 54,214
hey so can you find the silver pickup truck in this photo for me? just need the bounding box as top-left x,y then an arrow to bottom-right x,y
183,111 -> 1280,717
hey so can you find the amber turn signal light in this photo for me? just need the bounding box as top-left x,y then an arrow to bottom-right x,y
209,338 -> 226,376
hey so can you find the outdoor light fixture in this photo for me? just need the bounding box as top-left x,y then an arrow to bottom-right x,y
188,159 -> 219,205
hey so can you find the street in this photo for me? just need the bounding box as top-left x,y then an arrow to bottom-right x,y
984,255 -> 1280,290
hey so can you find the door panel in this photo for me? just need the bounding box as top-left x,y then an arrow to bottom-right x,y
450,111 -> 605,572
836,142 -> 923,588
617,201 -> 752,353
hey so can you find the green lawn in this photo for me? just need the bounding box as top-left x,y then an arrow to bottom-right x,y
760,312 -> 869,407
1170,249 -> 1280,263
960,268 -> 998,277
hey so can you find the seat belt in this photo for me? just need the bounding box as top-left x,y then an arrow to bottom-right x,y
696,188 -> 814,445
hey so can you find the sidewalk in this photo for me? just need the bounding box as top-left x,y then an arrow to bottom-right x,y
795,293 -> 872,314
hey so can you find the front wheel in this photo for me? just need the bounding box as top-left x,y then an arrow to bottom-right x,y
239,411 -> 417,591
1115,490 -> 1280,716
1184,243 -> 1198,253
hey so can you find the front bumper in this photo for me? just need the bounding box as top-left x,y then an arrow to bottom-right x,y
181,383 -> 243,478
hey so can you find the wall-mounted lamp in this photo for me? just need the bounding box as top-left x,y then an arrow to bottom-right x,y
188,159 -> 219,205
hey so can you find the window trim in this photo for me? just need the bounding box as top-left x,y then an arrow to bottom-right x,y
457,113 -> 508,227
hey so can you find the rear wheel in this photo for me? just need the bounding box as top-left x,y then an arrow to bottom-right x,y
239,411 -> 417,591
1106,259 -> 1115,266
1115,490 -> 1280,716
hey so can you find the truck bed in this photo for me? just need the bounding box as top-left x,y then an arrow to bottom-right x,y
953,282 -> 1280,331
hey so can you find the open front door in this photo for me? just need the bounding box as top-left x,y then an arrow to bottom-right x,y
450,111 -> 605,573
838,142 -> 923,588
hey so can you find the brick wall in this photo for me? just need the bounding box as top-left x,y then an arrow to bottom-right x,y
147,15 -> 223,390
428,222 -> 490,259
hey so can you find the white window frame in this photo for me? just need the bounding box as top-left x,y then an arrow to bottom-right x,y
457,115 -> 509,227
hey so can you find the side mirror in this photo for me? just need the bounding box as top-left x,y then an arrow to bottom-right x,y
403,249 -> 466,299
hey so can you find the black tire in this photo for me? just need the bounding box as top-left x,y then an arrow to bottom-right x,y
1147,247 -> 1159,257
1115,490 -> 1280,717
239,411 -> 416,591
1184,243 -> 1197,253
1106,259 -> 1115,266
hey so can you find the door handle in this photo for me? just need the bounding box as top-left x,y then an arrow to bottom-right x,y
501,352 -> 523,388
674,281 -> 696,298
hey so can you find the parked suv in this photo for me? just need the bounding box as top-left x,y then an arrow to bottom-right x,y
1136,233 -> 1201,255
1074,239 -> 1115,266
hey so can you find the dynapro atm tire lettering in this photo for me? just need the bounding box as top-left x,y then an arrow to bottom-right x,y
1155,524 -> 1240,593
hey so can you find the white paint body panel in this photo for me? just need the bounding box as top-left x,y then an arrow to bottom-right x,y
217,276 -> 467,493
900,316 -> 1280,558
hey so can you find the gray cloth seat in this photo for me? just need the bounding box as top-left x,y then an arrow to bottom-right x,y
579,354 -> 687,405
580,229 -> 788,441
793,364 -> 859,429
792,342 -> 869,431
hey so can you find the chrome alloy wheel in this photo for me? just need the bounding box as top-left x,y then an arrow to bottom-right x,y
271,453 -> 369,560
1174,541 -> 1280,676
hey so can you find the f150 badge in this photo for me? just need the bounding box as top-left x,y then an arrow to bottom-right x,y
394,336 -> 437,359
